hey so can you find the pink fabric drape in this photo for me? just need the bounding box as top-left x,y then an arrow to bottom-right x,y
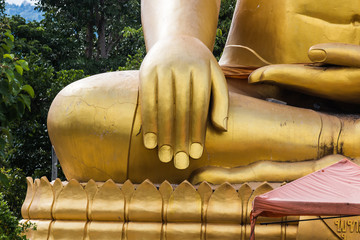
250,159 -> 360,240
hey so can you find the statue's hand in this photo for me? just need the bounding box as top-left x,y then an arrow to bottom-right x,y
249,43 -> 360,104
139,36 -> 228,169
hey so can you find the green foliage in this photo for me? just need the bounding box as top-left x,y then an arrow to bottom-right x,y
118,48 -> 144,71
8,16 -> 52,60
2,66 -> 86,219
0,15 -> 87,180
0,24 -> 35,237
0,29 -> 32,123
0,23 -> 34,158
214,0 -> 237,60
0,168 -> 26,218
36,0 -> 143,74
6,67 -> 87,179
0,192 -> 34,240
0,171 -> 8,186
49,69 -> 88,99
0,0 -> 4,17
118,27 -> 145,70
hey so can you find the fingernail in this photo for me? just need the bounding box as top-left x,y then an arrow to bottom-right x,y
223,117 -> 228,131
174,152 -> 189,169
144,133 -> 157,149
308,49 -> 327,62
190,143 -> 203,159
159,145 -> 173,163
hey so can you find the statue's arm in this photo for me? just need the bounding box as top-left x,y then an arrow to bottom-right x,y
139,0 -> 228,169
249,43 -> 360,104
141,0 -> 221,51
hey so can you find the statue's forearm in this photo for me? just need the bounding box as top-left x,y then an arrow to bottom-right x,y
141,0 -> 220,52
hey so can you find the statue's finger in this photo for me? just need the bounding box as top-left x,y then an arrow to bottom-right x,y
173,69 -> 191,169
190,67 -> 211,159
210,60 -> 229,131
249,64 -> 360,104
308,43 -> 360,67
139,64 -> 158,149
157,67 -> 174,163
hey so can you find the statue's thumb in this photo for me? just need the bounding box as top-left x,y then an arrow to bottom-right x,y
210,61 -> 229,131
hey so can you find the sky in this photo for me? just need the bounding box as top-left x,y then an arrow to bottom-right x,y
5,0 -> 37,5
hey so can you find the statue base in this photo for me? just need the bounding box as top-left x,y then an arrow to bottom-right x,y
21,177 -> 345,239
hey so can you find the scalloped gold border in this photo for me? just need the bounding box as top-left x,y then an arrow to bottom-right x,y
22,177 -> 298,240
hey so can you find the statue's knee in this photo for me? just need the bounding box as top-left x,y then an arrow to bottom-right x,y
48,71 -> 139,182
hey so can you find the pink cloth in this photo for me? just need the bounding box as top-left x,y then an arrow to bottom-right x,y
250,159 -> 360,240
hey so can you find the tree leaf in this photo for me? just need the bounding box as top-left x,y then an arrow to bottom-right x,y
4,38 -> 14,49
0,172 -> 10,187
0,80 -> 9,96
1,44 -> 10,53
17,99 -> 26,114
19,94 -> 31,111
15,65 -> 23,75
21,85 -> 34,98
0,111 -> 6,124
4,30 -> 15,42
3,54 -> 14,60
4,68 -> 15,82
17,60 -> 29,71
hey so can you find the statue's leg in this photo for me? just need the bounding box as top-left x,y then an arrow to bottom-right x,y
48,71 -> 139,182
189,154 -> 349,184
127,80 -> 360,183
188,89 -> 360,183
48,71 -> 360,183
203,91 -> 344,164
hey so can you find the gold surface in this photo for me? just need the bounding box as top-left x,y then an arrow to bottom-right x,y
52,179 -> 87,220
48,71 -> 139,182
309,43 -> 360,67
220,0 -> 360,66
140,0 -> 228,167
49,221 -> 86,240
47,0 -> 360,184
21,177 -> 35,219
90,179 -> 124,221
248,63 -> 360,105
190,155 -> 346,184
128,179 -> 162,221
48,69 -> 360,183
297,216 -> 341,240
141,0 -> 220,52
324,216 -> 360,240
43,0 -> 360,239
28,177 -> 53,220
84,179 -> 97,220
86,221 -> 123,240
197,181 -> 212,225
139,36 -> 228,167
23,178 -> 305,240
167,181 -> 202,222
207,183 -> 241,223
299,215 -> 360,240
127,222 -> 162,240
22,220 -> 51,240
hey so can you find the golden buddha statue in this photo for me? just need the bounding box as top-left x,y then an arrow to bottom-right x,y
47,0 -> 360,184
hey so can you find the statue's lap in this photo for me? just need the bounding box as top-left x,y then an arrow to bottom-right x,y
48,70 -> 350,184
